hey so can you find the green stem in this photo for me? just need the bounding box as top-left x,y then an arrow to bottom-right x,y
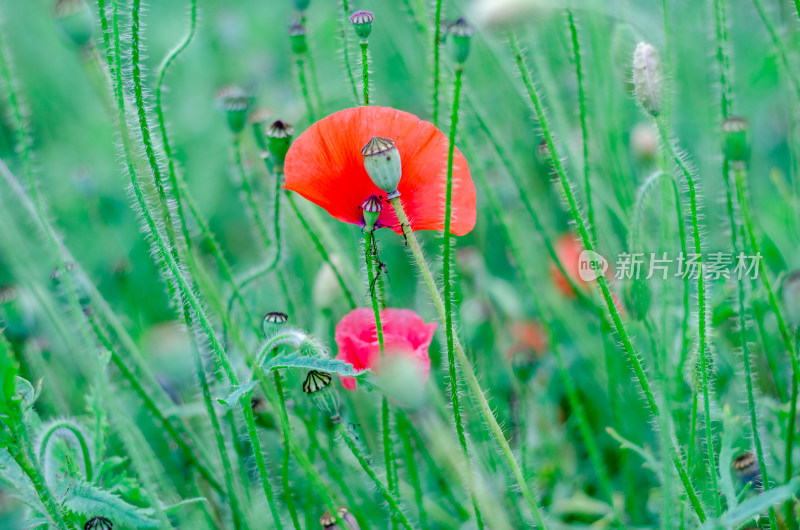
431,0 -> 442,126
363,229 -> 397,527
339,0 -> 359,103
442,65 -> 484,528
712,0 -> 733,118
724,159 -> 776,526
360,41 -> 369,106
566,10 -> 595,245
37,420 -> 93,482
787,331 -> 799,528
509,33 -> 706,522
154,0 -> 197,254
389,197 -> 548,528
274,373 -> 302,530
751,0 -> 800,101
336,422 -> 413,529
9,442 -> 69,530
398,414 -> 428,529
297,57 -> 315,122
233,134 -> 271,249
655,116 -> 719,516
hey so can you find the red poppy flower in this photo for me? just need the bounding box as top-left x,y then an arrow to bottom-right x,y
335,308 -> 437,390
550,234 -> 587,297
283,106 -> 476,235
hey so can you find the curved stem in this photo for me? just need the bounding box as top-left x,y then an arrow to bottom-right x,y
233,134 -> 271,249
390,197 -> 548,528
274,373 -> 302,530
509,33 -> 706,522
37,420 -> 94,482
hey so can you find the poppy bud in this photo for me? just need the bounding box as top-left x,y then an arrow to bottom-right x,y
361,195 -> 382,231
263,311 -> 289,336
84,516 -> 114,530
361,137 -> 402,198
721,116 -> 749,162
54,0 -> 94,48
632,42 -> 663,116
289,21 -> 308,55
265,120 -> 294,172
320,506 -> 360,529
294,0 -> 310,11
732,451 -> 762,491
448,17 -> 474,64
216,86 -> 251,134
303,370 -> 341,420
782,270 -> 800,329
349,10 -> 374,42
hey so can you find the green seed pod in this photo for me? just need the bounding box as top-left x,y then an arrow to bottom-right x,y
304,370 -> 340,419
782,270 -> 800,329
349,10 -> 374,42
265,120 -> 294,171
54,0 -> 94,48
361,137 -> 402,198
360,195 -> 382,231
448,18 -> 474,64
320,506 -> 361,529
289,21 -> 308,55
216,86 -> 251,134
721,116 -> 749,162
632,42 -> 663,116
262,311 -> 289,336
84,516 -> 114,530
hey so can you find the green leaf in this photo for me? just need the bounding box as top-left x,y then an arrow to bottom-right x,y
62,479 -> 159,528
701,478 -> 800,529
217,381 -> 258,408
262,352 -> 362,376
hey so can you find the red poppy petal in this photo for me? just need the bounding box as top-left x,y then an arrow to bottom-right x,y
284,107 -> 476,235
381,309 -> 438,349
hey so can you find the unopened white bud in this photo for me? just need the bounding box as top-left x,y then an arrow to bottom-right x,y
633,42 -> 663,116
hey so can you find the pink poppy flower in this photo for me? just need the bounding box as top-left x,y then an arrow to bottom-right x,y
335,308 -> 437,390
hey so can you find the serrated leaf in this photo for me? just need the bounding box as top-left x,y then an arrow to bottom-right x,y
217,381 -> 258,408
262,352 -> 362,376
700,478 -> 800,529
62,479 -> 159,528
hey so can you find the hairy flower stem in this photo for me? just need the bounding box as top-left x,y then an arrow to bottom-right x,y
431,0 -> 443,126
442,65 -> 484,528
789,331 -> 799,527
654,116 -> 719,516
274,373 -> 302,530
566,10 -> 596,245
389,197 -> 548,528
733,162 -> 800,507
364,229 -> 398,528
360,42 -> 370,106
286,192 -> 357,309
509,33 -> 706,522
398,414 -> 428,529
723,160 -> 776,526
339,0 -> 359,102
336,422 -> 413,529
297,57 -> 315,122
